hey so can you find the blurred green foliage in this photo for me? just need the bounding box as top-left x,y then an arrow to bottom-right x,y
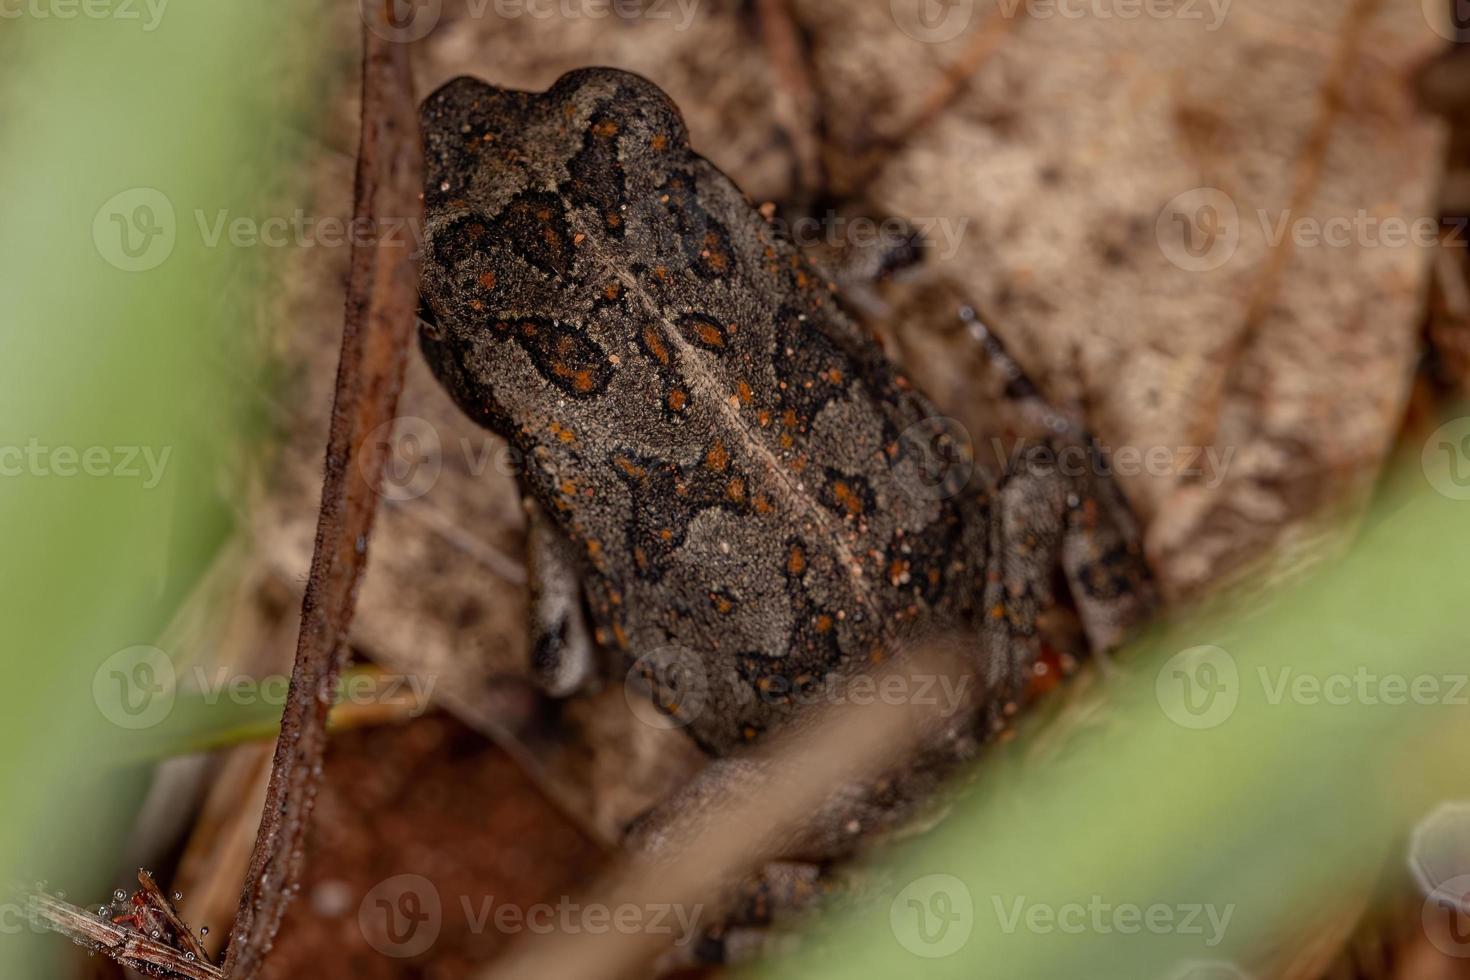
0,4 -> 342,973
759,479 -> 1470,979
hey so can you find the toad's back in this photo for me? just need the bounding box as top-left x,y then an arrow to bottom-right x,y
418,69 -> 998,753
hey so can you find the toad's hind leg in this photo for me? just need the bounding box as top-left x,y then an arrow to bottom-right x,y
525,497 -> 598,697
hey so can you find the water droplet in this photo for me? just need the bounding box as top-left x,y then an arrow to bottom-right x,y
185,952 -> 196,962
172,891 -> 182,902
113,890 -> 127,902
200,926 -> 210,936
150,930 -> 161,939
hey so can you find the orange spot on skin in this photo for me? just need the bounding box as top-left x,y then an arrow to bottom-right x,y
831,481 -> 864,517
667,389 -> 688,411
551,358 -> 597,393
560,480 -> 577,497
704,247 -> 729,272
753,495 -> 773,514
815,614 -> 833,633
737,381 -> 753,405
757,409 -> 772,428
606,212 -> 621,228
705,441 -> 729,472
642,325 -> 670,365
710,593 -> 734,615
694,321 -> 725,348
651,133 -> 668,151
727,477 -> 746,503
888,560 -> 911,586
573,233 -> 586,244
614,456 -> 646,479
654,266 -> 669,281
549,421 -> 576,444
604,283 -> 622,301
612,620 -> 629,649
787,545 -> 807,576
478,270 -> 497,290
782,410 -> 799,429
659,528 -> 674,542
827,368 -> 843,384
990,604 -> 1007,620
593,119 -> 619,138
587,540 -> 603,562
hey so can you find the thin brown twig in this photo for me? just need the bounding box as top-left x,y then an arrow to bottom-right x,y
755,0 -> 826,197
26,891 -> 223,980
841,5 -> 1029,196
1188,0 -> 1385,448
136,869 -> 213,965
221,4 -> 423,976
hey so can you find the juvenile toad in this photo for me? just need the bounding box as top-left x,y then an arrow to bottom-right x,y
417,67 -> 1151,759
